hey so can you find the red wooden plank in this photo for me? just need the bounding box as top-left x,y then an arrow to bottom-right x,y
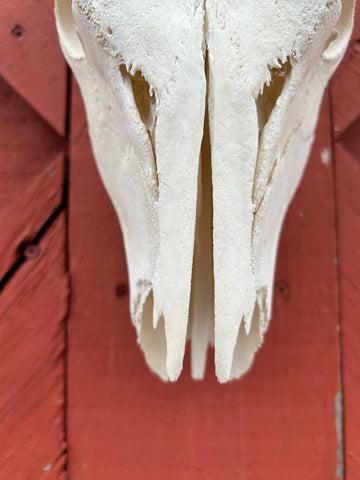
333,144 -> 360,480
0,75 -> 65,279
330,6 -> 360,477
0,0 -> 68,136
330,2 -> 360,138
0,214 -> 68,480
68,79 -> 341,479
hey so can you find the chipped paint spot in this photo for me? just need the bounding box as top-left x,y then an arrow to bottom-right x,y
335,390 -> 344,479
43,463 -> 52,472
321,147 -> 331,165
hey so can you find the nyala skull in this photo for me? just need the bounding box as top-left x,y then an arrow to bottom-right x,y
55,0 -> 355,382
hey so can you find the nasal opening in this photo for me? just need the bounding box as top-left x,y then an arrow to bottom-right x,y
188,49 -> 215,379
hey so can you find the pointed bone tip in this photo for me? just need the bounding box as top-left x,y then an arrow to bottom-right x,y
166,363 -> 182,382
190,341 -> 209,381
161,306 -> 189,383
165,346 -> 186,382
214,351 -> 234,384
165,338 -> 185,382
191,363 -> 206,381
214,315 -> 246,384
156,370 -> 170,382
215,368 -> 231,384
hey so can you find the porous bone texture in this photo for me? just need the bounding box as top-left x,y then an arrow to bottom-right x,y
55,0 -> 355,382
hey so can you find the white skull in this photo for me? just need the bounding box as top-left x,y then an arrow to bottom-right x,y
55,0 -> 355,382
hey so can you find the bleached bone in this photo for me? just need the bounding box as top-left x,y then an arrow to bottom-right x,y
55,0 -> 355,382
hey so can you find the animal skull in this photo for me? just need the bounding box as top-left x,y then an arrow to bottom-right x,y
55,0 -> 355,382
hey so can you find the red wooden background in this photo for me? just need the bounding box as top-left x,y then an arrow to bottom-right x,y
0,2 -> 359,479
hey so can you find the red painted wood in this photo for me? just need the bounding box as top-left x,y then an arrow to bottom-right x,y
333,144 -> 360,480
0,75 -> 65,279
0,214 -> 68,480
67,78 -> 341,478
331,6 -> 360,475
331,2 -> 360,138
0,0 -> 68,135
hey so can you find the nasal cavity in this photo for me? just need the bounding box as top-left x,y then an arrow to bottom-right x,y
188,50 -> 215,379
119,64 -> 158,185
119,65 -> 156,132
256,57 -> 291,133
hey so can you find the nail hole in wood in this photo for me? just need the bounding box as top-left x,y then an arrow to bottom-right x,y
23,244 -> 41,261
276,280 -> 290,298
11,25 -> 24,38
115,283 -> 128,298
351,39 -> 360,53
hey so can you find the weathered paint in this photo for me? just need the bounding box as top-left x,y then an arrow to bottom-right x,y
0,0 -> 68,135
330,5 -> 360,477
0,215 -> 68,480
0,75 -> 65,279
0,2 -> 68,478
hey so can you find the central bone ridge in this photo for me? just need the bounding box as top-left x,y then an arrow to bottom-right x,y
56,0 -> 354,382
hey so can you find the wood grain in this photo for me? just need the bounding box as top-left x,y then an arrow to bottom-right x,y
333,143 -> 360,480
0,3 -> 68,477
330,5 -> 360,140
0,0 -> 68,135
67,77 -> 341,479
331,5 -> 360,476
0,75 -> 65,280
0,214 -> 68,480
